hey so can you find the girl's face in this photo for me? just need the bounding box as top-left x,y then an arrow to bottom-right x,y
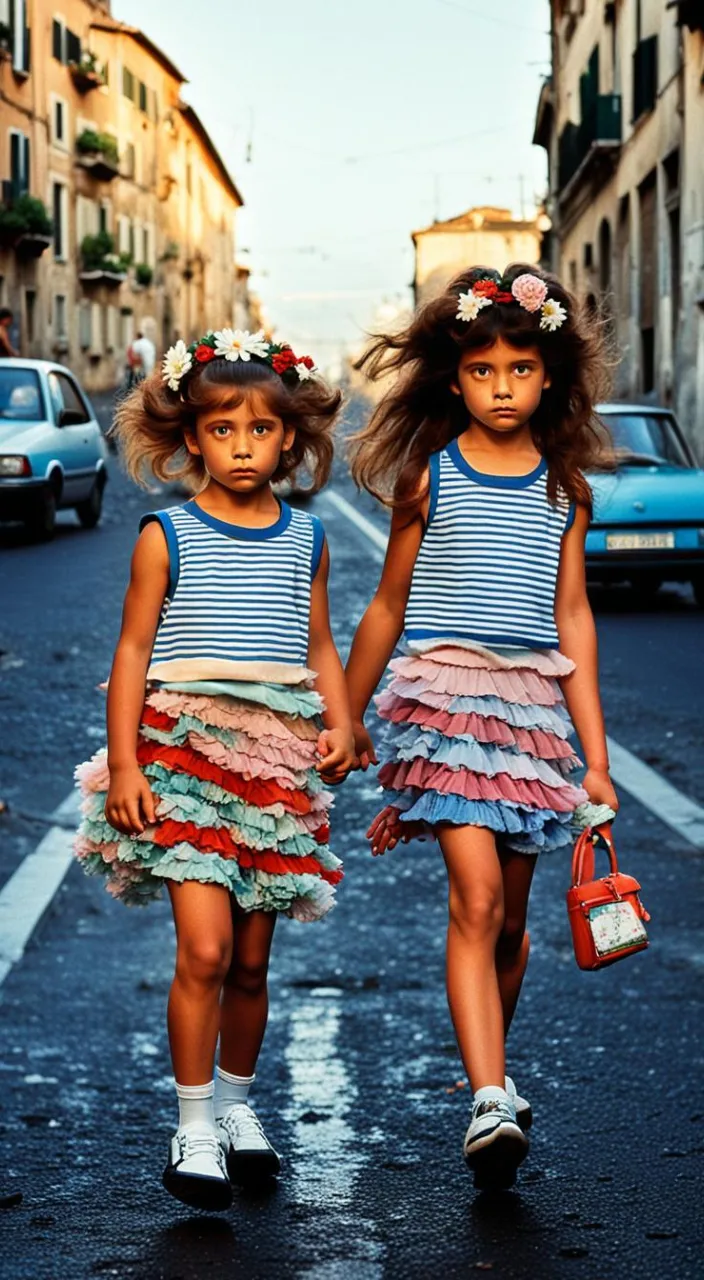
185,387 -> 295,492
452,336 -> 551,433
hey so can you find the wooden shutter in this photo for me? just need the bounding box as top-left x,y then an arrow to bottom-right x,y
66,29 -> 80,64
639,176 -> 657,329
52,18 -> 62,61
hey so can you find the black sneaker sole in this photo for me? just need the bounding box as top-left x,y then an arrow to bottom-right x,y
465,1130 -> 529,1193
226,1147 -> 281,1186
162,1165 -> 233,1212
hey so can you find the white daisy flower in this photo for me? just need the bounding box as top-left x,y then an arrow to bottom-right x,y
244,329 -> 272,359
213,328 -> 270,362
162,340 -> 193,391
295,362 -> 314,381
456,290 -> 493,323
540,298 -> 568,331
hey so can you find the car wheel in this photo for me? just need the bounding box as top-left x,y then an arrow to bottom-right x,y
76,479 -> 104,529
691,576 -> 704,609
24,490 -> 57,542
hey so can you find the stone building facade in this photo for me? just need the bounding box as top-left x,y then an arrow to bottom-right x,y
412,206 -> 544,306
0,0 -> 247,390
534,0 -> 704,458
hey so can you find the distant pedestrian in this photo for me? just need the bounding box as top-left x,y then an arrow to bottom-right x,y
0,307 -> 19,357
131,330 -> 157,379
74,329 -> 352,1211
346,264 -> 619,1191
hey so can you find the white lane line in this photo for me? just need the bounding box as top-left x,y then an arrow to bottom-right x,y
324,490 -> 387,559
0,791 -> 79,990
325,487 -> 704,851
606,737 -> 704,849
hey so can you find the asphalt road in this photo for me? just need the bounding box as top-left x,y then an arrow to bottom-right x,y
0,394 -> 703,1279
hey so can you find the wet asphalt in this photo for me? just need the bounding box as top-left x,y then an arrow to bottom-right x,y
0,394 -> 703,1279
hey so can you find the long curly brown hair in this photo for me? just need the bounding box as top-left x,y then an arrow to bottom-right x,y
114,356 -> 342,493
350,263 -> 613,510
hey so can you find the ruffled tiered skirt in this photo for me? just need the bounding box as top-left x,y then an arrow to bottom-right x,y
375,643 -> 589,854
74,680 -> 341,920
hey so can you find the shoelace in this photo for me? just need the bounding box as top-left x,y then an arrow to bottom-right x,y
221,1105 -> 267,1146
178,1129 -> 225,1167
473,1099 -> 516,1124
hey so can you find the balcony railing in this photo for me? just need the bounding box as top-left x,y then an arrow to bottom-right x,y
557,93 -> 622,196
633,35 -> 658,122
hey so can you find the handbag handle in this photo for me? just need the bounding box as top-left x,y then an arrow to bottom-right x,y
570,822 -> 618,887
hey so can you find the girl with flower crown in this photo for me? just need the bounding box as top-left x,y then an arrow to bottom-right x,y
346,265 -> 619,1191
74,327 -> 355,1211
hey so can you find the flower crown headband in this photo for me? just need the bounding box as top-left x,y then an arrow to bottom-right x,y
162,328 -> 318,393
456,272 -> 567,332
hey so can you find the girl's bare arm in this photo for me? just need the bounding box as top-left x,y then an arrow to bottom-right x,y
554,504 -> 619,811
345,486 -> 427,765
105,522 -> 169,834
308,539 -> 356,784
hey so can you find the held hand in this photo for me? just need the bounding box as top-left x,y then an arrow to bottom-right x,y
582,767 -> 620,815
352,720 -> 378,771
367,805 -> 410,856
316,727 -> 358,786
105,764 -> 157,836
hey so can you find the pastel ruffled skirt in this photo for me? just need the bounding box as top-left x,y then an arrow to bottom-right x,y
74,680 -> 341,920
375,643 -> 589,855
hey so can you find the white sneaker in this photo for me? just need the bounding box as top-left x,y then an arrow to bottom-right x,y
463,1096 -> 529,1191
217,1103 -> 281,1184
505,1074 -> 533,1131
162,1123 -> 232,1211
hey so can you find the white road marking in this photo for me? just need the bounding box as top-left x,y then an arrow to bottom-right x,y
0,792 -> 80,990
324,487 -> 704,851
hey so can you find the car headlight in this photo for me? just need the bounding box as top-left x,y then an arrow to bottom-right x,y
0,455 -> 32,477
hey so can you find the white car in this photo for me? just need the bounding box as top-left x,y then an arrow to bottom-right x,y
0,359 -> 108,539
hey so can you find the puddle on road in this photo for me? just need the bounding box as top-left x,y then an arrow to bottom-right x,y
284,991 -> 384,1274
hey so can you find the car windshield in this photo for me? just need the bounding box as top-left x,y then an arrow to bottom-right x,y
0,369 -> 44,422
600,412 -> 691,468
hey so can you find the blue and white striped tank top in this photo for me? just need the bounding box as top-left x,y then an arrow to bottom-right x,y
404,438 -> 575,650
141,499 -> 325,683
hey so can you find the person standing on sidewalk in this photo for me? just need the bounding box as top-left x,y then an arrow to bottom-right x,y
0,307 -> 19,357
346,265 -> 619,1191
131,330 -> 157,380
74,328 -> 355,1212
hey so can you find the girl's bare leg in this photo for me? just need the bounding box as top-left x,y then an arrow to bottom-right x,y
439,825 -> 506,1091
496,847 -> 536,1036
166,881 -> 234,1085
219,904 -> 277,1077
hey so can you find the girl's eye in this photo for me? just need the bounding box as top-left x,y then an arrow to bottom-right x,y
213,425 -> 230,437
473,367 -> 490,378
515,364 -> 531,376
253,424 -> 270,436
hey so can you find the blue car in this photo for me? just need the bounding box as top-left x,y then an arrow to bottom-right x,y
587,404 -> 704,606
0,359 -> 108,540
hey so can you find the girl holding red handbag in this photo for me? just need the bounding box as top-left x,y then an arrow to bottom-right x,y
346,265 -> 620,1191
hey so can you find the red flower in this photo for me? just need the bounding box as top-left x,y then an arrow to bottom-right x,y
495,292 -> 514,303
194,344 -> 216,362
299,355 -> 315,369
472,279 -> 498,298
272,349 -> 297,374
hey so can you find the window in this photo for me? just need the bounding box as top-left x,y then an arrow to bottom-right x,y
123,142 -> 136,179
9,129 -> 30,199
6,0 -> 30,74
79,301 -> 91,350
24,288 -> 36,344
76,195 -> 99,246
0,368 -> 43,422
122,66 -> 135,101
48,371 -> 90,423
120,309 -> 134,353
117,214 -> 130,256
99,198 -> 112,235
50,95 -> 68,148
52,181 -> 68,260
54,294 -> 67,338
51,17 -> 80,65
138,80 -> 148,113
106,304 -> 118,353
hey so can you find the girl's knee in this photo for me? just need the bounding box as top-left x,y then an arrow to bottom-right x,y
497,920 -> 530,960
448,886 -> 504,940
176,936 -> 232,988
226,953 -> 269,996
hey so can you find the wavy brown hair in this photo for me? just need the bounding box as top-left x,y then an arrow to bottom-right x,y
350,263 -> 613,510
114,356 -> 342,493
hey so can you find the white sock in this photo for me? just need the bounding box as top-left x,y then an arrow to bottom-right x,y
214,1067 -> 255,1121
473,1085 -> 510,1108
175,1080 -> 216,1130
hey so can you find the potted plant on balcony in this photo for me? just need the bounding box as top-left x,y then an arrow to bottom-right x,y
69,49 -> 107,92
0,195 -> 53,256
134,263 -> 154,288
76,129 -> 120,181
80,231 -> 128,286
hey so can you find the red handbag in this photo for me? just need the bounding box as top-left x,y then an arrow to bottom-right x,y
566,823 -> 650,970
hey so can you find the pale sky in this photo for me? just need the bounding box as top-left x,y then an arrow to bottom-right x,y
115,0 -> 551,367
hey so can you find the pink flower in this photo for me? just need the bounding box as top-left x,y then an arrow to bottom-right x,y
511,273 -> 548,313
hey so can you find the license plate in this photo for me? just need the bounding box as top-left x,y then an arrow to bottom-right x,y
606,532 -> 675,551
